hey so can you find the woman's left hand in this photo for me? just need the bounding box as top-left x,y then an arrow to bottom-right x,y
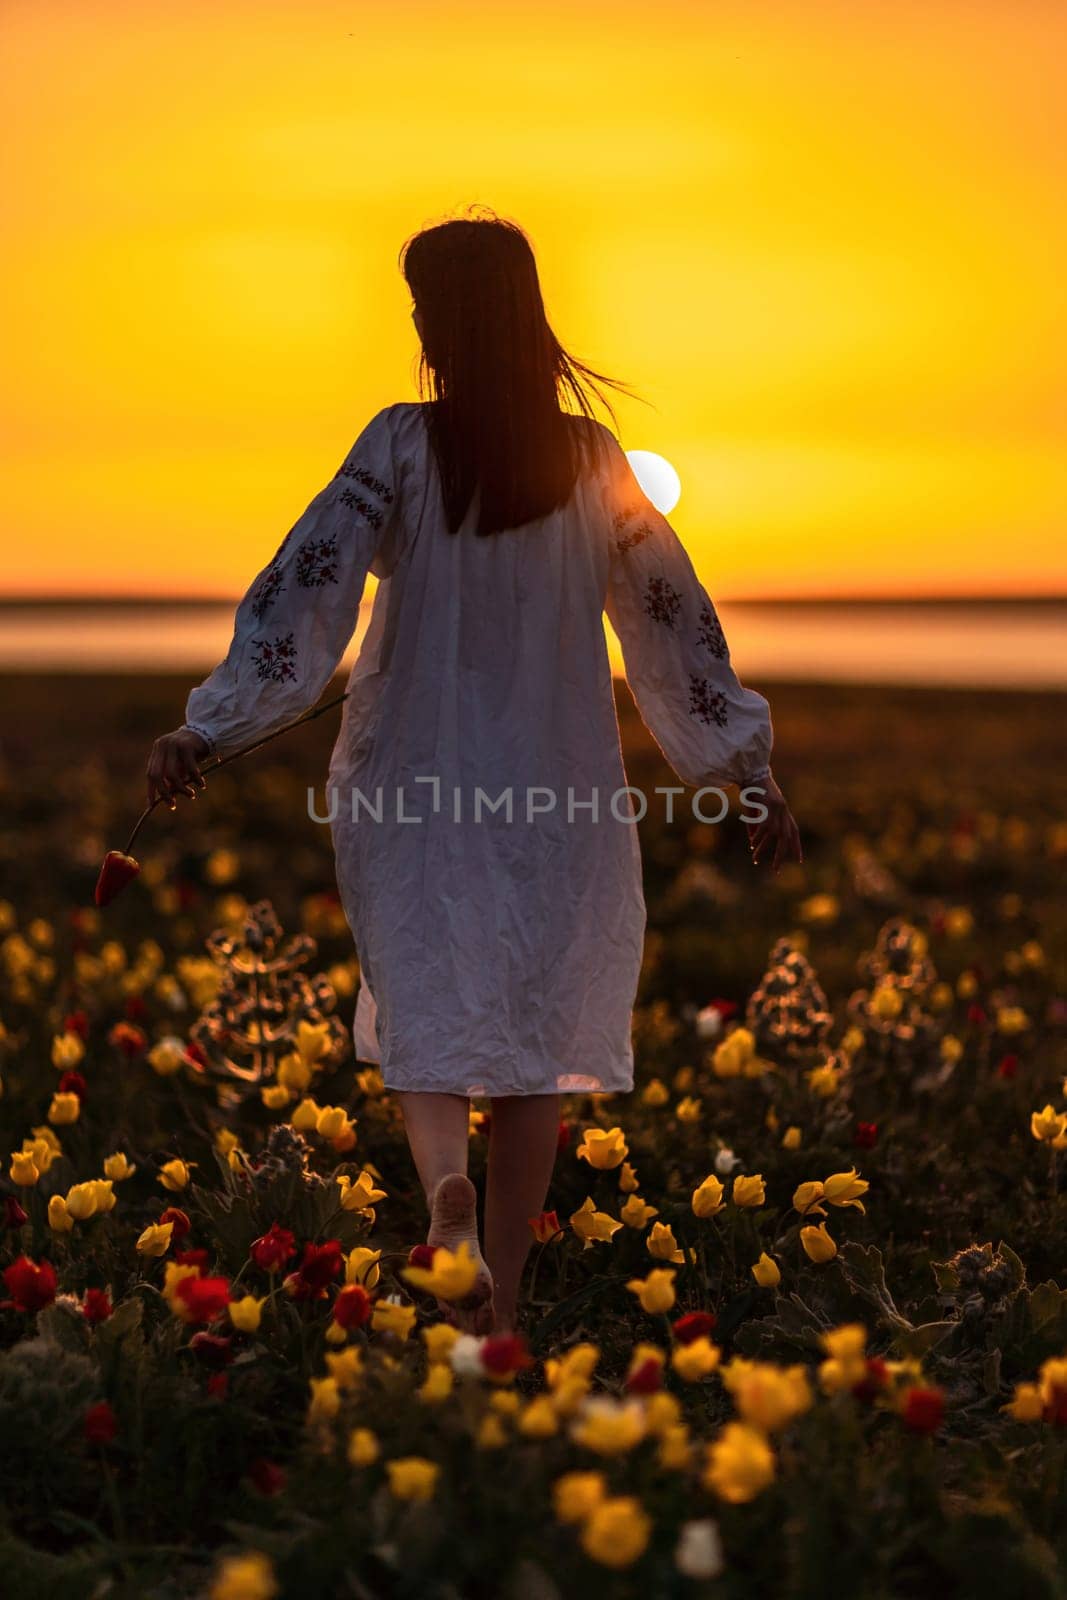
146,728 -> 211,808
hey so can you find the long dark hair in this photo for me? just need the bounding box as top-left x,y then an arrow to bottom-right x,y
399,207 -> 646,536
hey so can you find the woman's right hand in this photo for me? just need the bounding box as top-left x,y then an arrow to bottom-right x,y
146,727 -> 211,809
745,769 -> 803,872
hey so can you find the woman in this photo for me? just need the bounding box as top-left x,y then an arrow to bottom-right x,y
147,210 -> 801,1334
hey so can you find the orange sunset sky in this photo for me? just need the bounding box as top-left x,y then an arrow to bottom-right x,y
2,0 -> 1065,601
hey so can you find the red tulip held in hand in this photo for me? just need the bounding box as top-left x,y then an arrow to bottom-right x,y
94,850 -> 141,907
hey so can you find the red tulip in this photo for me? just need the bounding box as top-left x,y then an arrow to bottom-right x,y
82,1288 -> 113,1325
63,1009 -> 90,1039
996,1054 -> 1019,1080
249,1458 -> 286,1495
94,850 -> 141,907
207,1371 -> 230,1398
332,1284 -> 373,1329
84,1401 -> 118,1445
58,1070 -> 88,1100
108,1021 -> 147,1057
854,1121 -> 879,1150
175,1248 -> 210,1270
160,1207 -> 192,1243
672,1310 -> 717,1345
2,1256 -> 57,1313
852,1357 -> 890,1403
250,1223 -> 297,1273
4,1196 -> 29,1229
479,1333 -> 533,1379
528,1210 -> 562,1244
288,1240 -> 343,1299
407,1243 -> 436,1270
625,1356 -> 663,1395
174,1275 -> 232,1325
190,1332 -> 234,1368
901,1385 -> 945,1434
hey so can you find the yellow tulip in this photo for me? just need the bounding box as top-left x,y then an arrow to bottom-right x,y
552,1470 -> 606,1524
290,1097 -> 322,1131
158,1159 -> 191,1192
691,1175 -> 726,1218
315,1105 -> 351,1141
8,1151 -> 40,1186
517,1396 -> 560,1438
940,1034 -> 963,1063
569,1196 -> 623,1248
823,1169 -> 869,1211
325,1347 -> 364,1389
671,1337 -> 721,1380
640,1078 -> 669,1107
800,1222 -> 838,1262
646,1221 -> 685,1262
1003,1382 -> 1044,1422
792,1181 -> 826,1216
136,1221 -> 174,1257
807,1062 -> 844,1099
347,1427 -> 380,1466
103,1152 -> 137,1181
704,1422 -> 776,1503
64,1182 -> 101,1221
575,1126 -> 628,1170
51,1031 -> 85,1069
870,984 -> 903,1020
371,1298 -> 417,1340
780,1126 -> 802,1151
307,1376 -> 341,1424
422,1323 -> 460,1364
619,1193 -> 659,1228
148,1038 -> 186,1077
721,1358 -> 812,1432
48,1092 -> 81,1126
997,1006 -> 1029,1035
229,1295 -> 266,1333
385,1457 -> 439,1501
657,1424 -> 692,1470
571,1396 -> 646,1456
215,1128 -> 239,1156
336,1171 -> 386,1212
48,1194 -> 74,1233
751,1253 -> 781,1288
276,1052 -> 312,1093
625,1268 -> 676,1314
617,1160 -> 640,1192
209,1551 -> 278,1600
403,1240 -> 480,1301
818,1323 -> 869,1394
475,1413 -> 508,1449
1031,1105 -> 1067,1143
294,1019 -> 332,1064
260,1085 -> 291,1110
346,1246 -> 382,1288
712,1027 -> 757,1078
580,1496 -> 652,1568
676,1096 -> 702,1123
732,1173 -> 766,1209
417,1363 -> 454,1403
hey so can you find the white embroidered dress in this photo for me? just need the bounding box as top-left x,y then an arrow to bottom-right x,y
185,401 -> 772,1097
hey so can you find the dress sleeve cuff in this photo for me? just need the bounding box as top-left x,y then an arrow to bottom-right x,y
182,722 -> 218,756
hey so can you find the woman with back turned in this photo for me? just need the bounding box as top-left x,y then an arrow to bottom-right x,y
146,208 -> 801,1334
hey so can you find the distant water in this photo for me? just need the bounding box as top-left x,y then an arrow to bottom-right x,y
0,599 -> 1063,689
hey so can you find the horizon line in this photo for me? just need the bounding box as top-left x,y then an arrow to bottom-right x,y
0,591 -> 1065,609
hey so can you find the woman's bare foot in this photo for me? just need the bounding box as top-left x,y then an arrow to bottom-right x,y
428,1173 -> 495,1334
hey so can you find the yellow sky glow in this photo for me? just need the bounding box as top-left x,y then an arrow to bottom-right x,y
2,0 -> 1065,598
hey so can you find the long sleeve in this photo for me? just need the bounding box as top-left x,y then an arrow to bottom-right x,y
184,405 -> 401,759
598,428 -> 772,789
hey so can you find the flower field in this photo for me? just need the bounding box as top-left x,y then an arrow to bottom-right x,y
1,673 -> 1066,1600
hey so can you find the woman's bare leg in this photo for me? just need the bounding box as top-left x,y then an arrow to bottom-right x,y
484,1092 -> 560,1333
395,1090 -> 494,1332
